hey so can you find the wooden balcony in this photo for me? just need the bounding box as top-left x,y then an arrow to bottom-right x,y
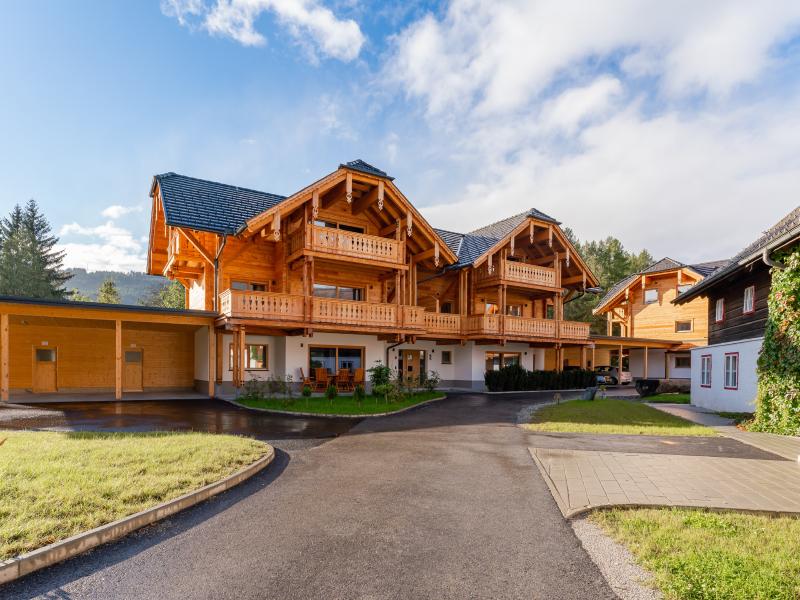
219,290 -> 590,341
288,223 -> 405,267
476,259 -> 558,289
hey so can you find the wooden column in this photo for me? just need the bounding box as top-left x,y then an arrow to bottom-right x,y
580,345 -> 587,369
215,331 -> 223,383
591,345 -> 596,371
643,345 -> 649,379
607,311 -> 612,336
1,313 -> 8,402
618,344 -> 624,373
115,319 -> 122,400
207,325 -> 216,398
238,326 -> 246,386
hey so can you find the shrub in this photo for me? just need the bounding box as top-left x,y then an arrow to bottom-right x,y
484,363 -> 596,391
354,384 -> 366,404
325,384 -> 338,403
368,361 -> 392,389
301,385 -> 313,398
238,377 -> 268,401
753,245 -> 800,435
423,370 -> 441,392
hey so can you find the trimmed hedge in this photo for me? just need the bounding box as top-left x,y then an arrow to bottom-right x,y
484,363 -> 596,391
753,246 -> 800,435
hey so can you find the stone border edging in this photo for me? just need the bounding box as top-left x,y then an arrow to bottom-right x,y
218,394 -> 447,419
0,445 -> 275,586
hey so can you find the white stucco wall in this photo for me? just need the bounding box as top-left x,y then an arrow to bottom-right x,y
283,332 -> 386,383
628,348 -> 667,379
690,337 -> 762,412
220,334 -> 280,382
668,354 -> 692,379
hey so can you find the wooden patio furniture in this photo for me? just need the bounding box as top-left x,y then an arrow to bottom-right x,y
314,367 -> 330,392
299,368 -> 312,390
336,368 -> 353,392
352,368 -> 365,389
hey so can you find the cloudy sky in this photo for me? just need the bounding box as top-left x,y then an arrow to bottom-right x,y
1,0 -> 799,272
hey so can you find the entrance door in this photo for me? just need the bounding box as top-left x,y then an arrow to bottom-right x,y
123,350 -> 143,392
399,350 -> 425,385
33,347 -> 57,392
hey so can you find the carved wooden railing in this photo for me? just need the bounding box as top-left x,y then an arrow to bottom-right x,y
218,290 -> 304,321
559,320 -> 591,340
298,224 -> 404,264
476,259 -> 557,288
504,316 -> 556,337
462,314 -> 501,335
312,298 -> 401,328
402,305 -> 426,330
424,312 -> 462,335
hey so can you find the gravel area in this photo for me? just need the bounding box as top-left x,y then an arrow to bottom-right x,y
572,516 -> 662,600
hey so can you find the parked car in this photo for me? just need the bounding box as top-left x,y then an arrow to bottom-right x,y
594,365 -> 632,385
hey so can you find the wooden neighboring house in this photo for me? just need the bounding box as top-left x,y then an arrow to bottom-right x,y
590,257 -> 726,382
674,206 -> 800,412
0,159 -> 600,401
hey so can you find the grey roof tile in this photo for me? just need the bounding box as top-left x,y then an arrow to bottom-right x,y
339,159 -> 394,181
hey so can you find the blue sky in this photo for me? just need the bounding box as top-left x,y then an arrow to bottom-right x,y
1,0 -> 799,272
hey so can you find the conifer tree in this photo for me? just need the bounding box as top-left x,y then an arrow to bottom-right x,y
97,278 -> 122,304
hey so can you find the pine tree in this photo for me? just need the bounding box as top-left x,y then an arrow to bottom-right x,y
69,288 -> 92,302
139,280 -> 185,309
0,200 -> 71,299
97,278 -> 122,304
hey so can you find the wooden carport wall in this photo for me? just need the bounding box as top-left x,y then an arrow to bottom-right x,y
0,302 -> 215,402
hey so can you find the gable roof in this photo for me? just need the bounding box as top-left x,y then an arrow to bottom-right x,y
152,172 -> 286,235
338,159 -> 394,181
675,205 -> 800,304
594,257 -> 725,313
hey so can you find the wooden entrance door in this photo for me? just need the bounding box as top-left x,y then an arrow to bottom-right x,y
33,347 -> 57,392
123,349 -> 143,392
401,350 -> 422,385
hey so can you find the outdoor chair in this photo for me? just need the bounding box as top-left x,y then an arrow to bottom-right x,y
336,368 -> 353,392
299,368 -> 312,390
352,368 -> 365,389
315,367 -> 330,392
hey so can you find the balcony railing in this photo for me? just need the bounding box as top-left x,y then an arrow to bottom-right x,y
289,223 -> 405,265
219,289 -> 590,340
476,259 -> 557,288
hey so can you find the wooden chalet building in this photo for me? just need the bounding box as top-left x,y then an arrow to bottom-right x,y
0,160 -> 598,401
590,257 -> 725,382
674,206 -> 800,412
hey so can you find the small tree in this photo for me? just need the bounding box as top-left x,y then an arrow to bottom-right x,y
97,278 -> 122,304
69,288 -> 92,302
325,384 -> 338,404
140,279 -> 185,309
423,370 -> 441,392
354,384 -> 366,405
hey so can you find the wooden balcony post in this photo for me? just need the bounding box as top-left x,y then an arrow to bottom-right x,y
1,313 -> 8,402
115,319 -> 122,400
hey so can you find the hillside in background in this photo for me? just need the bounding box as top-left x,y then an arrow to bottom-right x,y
66,269 -> 168,304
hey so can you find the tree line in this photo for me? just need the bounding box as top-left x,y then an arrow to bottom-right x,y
0,200 -> 183,308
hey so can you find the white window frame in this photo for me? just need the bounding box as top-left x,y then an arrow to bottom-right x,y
440,350 -> 452,365
700,354 -> 712,387
715,298 -> 725,323
743,285 -> 755,315
724,353 -> 739,390
644,289 -> 658,304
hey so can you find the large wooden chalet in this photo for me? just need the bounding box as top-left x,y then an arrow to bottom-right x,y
0,160 -> 598,401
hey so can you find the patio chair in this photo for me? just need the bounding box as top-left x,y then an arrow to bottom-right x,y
352,368 -> 365,389
336,368 -> 353,392
315,367 -> 330,392
299,368 -> 313,390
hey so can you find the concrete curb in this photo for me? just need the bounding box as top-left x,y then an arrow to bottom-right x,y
218,394 -> 448,419
0,445 -> 275,586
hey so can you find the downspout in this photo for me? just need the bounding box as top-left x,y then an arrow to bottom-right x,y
213,234 -> 228,312
386,340 -> 403,370
762,248 -> 785,270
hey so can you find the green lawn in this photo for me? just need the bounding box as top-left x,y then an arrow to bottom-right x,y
645,393 -> 691,404
592,507 -> 800,600
238,391 -> 445,415
0,430 -> 269,560
524,398 -> 715,436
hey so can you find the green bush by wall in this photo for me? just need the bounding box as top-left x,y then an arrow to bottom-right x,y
484,363 -> 596,391
753,246 -> 800,435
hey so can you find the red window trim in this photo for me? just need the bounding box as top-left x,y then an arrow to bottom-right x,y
700,354 -> 712,388
715,298 -> 725,323
723,352 -> 739,390
742,285 -> 755,315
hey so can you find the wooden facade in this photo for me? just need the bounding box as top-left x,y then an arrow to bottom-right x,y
706,266 -> 770,345
147,163 -> 599,384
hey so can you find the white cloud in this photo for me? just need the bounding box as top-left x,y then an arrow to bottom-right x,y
540,76 -> 623,134
58,221 -> 146,272
101,204 -> 143,220
163,0 -> 365,62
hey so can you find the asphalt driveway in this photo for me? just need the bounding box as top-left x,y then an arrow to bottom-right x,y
1,393 -> 616,599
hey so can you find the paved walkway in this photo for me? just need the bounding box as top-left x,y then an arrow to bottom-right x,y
652,403 -> 800,462
1,394 -> 615,600
532,447 -> 800,518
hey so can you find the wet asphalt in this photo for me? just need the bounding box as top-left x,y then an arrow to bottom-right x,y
1,393 -> 617,599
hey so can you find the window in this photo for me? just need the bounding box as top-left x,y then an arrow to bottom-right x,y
644,289 -> 658,304
485,352 -> 521,371
724,353 -> 739,389
124,351 -> 142,363
677,283 -> 693,294
314,220 -> 364,234
441,350 -> 452,365
546,304 -> 555,319
743,286 -> 755,315
700,354 -> 712,387
675,320 -> 693,333
506,304 -> 522,317
231,281 -> 266,292
715,298 -> 725,322
229,344 -> 269,370
440,302 -> 453,314
313,283 -> 364,301
309,346 -> 364,377
35,348 -> 56,362
674,355 -> 691,369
